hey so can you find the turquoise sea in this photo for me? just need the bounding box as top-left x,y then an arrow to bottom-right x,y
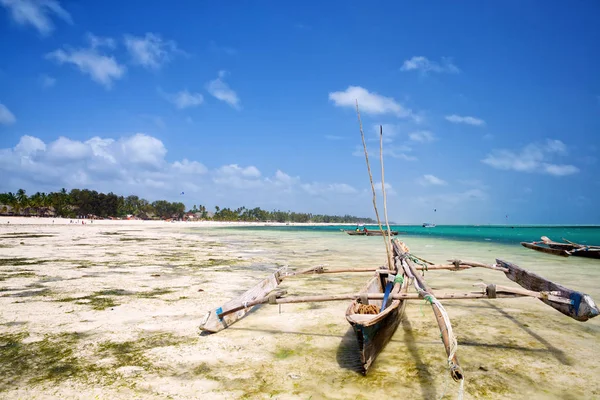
228,224 -> 600,245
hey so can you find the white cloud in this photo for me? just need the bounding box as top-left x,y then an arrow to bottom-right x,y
401,56 -> 459,74
409,130 -> 435,143
124,33 -> 181,69
0,103 -> 16,125
165,90 -> 204,109
15,135 -> 45,154
445,114 -> 485,126
419,174 -> 447,186
544,139 -> 567,155
87,33 -> 116,49
119,134 -> 167,167
172,159 -> 207,175
375,182 -> 396,196
39,74 -> 56,88
542,164 -> 579,176
47,136 -> 91,160
0,134 -> 362,214
482,139 -> 579,177
46,36 -> 126,89
213,164 -> 262,189
216,164 -> 261,178
329,86 -> 414,119
1,0 -> 71,35
274,170 -> 294,184
206,70 -> 240,109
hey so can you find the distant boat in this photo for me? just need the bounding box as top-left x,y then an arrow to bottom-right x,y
342,228 -> 399,236
521,236 -> 600,259
422,223 -> 436,228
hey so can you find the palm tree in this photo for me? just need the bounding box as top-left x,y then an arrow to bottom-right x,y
10,190 -> 26,215
29,192 -> 42,216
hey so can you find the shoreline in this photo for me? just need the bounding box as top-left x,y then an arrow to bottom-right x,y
0,216 -> 362,227
2,217 -> 598,228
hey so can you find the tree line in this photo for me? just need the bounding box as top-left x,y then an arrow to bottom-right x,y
0,188 -> 376,223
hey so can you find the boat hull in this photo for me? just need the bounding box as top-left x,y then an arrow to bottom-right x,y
199,268 -> 283,333
349,296 -> 407,374
365,231 -> 399,236
344,230 -> 399,236
345,231 -> 366,236
345,241 -> 408,374
546,244 -> 600,259
521,242 -> 569,257
521,241 -> 600,259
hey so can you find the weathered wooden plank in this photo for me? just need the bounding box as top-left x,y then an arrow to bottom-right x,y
497,259 -> 600,321
199,268 -> 283,333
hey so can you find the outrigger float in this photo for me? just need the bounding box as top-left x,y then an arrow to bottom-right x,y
199,237 -> 599,381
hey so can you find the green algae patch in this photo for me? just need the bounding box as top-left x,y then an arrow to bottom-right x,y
201,258 -> 239,267
0,331 -> 91,392
136,288 -> 173,298
119,237 -> 158,242
56,293 -> 120,310
97,332 -> 191,372
56,287 -> 174,309
0,258 -> 49,267
273,344 -> 309,360
0,234 -> 55,239
0,271 -> 38,281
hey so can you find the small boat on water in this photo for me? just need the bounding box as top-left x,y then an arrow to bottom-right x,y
521,236 -> 600,259
422,223 -> 436,228
342,228 -> 399,236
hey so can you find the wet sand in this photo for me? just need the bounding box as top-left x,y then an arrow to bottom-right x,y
1,222 -> 599,399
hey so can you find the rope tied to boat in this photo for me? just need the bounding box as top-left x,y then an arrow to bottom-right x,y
394,275 -> 404,285
356,304 -> 378,314
408,253 -> 429,269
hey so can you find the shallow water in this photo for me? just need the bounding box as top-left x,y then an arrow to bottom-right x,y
227,224 -> 600,245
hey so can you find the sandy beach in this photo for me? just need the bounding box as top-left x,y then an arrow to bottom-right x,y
1,218 -> 599,399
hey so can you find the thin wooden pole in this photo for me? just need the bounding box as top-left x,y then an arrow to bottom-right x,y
379,125 -> 394,270
291,262 -> 508,275
400,256 -> 464,381
217,290 -> 537,318
356,101 -> 390,270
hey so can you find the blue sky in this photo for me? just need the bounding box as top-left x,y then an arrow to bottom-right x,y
0,0 -> 599,224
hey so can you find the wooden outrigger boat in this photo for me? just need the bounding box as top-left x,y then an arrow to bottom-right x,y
521,236 -> 600,259
198,238 -> 599,382
342,228 -> 399,236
